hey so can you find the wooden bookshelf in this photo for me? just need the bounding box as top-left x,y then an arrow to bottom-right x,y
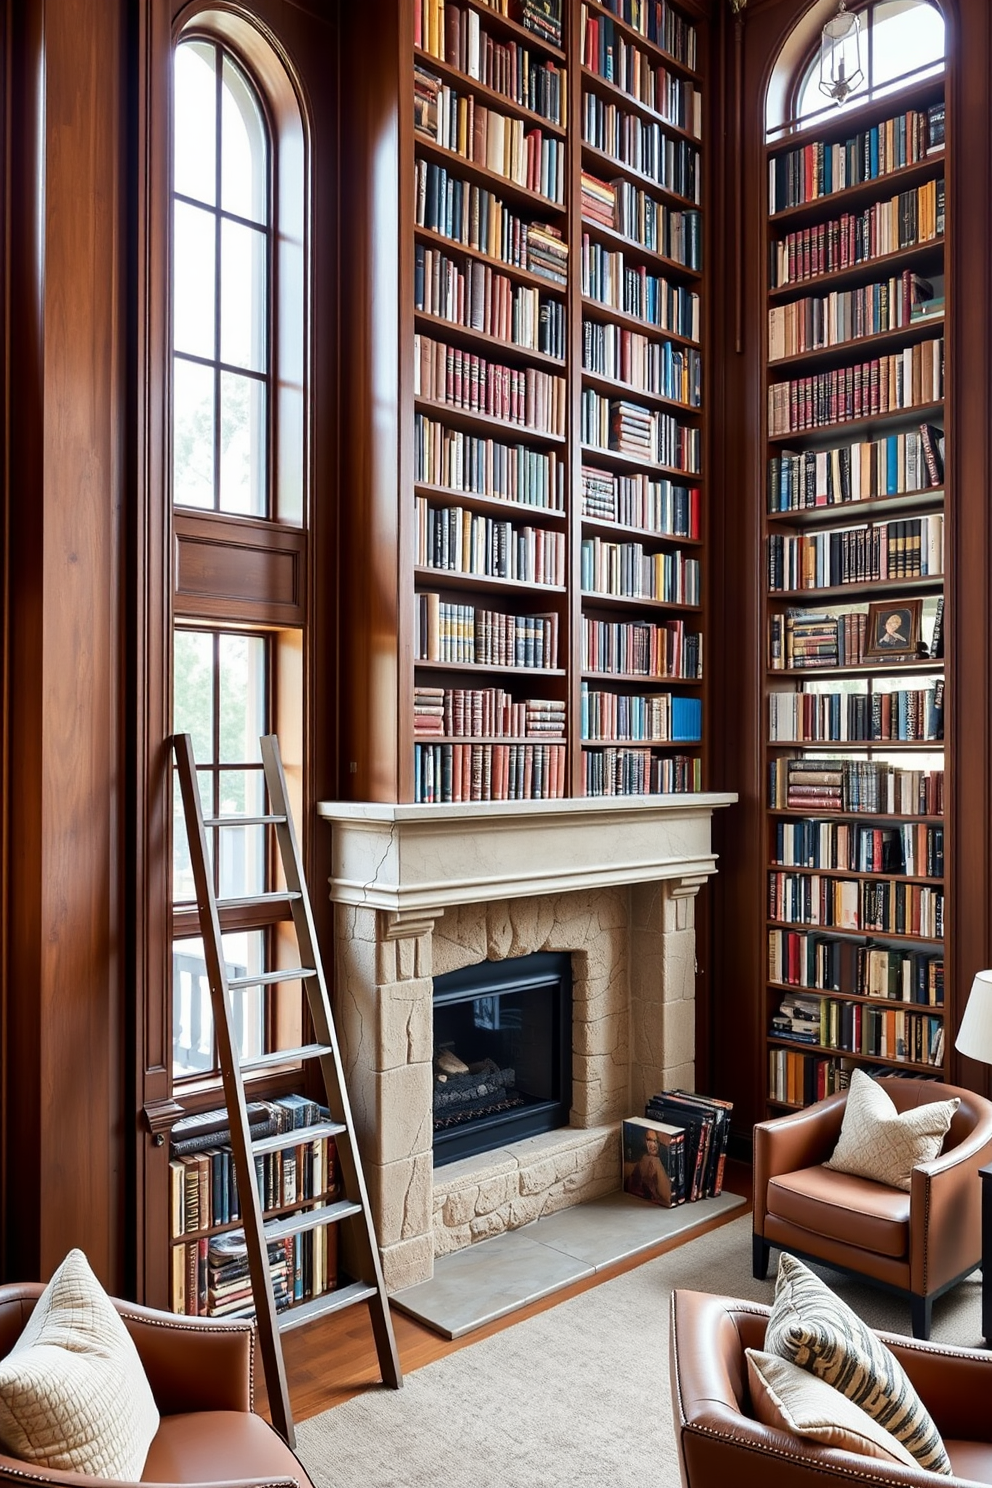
761,76 -> 948,1108
406,0 -> 707,803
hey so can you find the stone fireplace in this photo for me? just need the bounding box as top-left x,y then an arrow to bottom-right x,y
319,792 -> 735,1291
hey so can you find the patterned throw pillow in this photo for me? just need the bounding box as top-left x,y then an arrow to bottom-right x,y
824,1067 -> 959,1191
765,1253 -> 952,1475
0,1249 -> 160,1477
746,1348 -> 917,1467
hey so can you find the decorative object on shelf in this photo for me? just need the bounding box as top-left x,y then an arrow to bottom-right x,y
954,970 -> 992,1065
818,1 -> 864,107
862,597 -> 922,659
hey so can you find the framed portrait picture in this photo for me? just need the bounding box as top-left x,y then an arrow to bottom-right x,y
863,598 -> 923,659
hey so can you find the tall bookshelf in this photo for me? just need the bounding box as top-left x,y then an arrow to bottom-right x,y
761,76 -> 948,1110
409,0 -> 707,803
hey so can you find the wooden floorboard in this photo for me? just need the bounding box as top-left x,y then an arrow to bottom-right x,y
256,1161 -> 753,1426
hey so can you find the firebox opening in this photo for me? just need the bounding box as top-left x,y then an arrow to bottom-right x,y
432,951 -> 573,1167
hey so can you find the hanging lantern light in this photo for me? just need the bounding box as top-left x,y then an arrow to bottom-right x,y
818,1 -> 865,105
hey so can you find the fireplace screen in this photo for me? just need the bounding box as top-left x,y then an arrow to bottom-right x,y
432,951 -> 573,1166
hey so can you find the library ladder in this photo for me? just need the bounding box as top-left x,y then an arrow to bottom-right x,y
172,732 -> 402,1446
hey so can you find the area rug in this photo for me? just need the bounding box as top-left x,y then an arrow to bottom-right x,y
295,1214 -> 984,1488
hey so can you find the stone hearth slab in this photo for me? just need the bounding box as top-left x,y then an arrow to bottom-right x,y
391,1189 -> 746,1338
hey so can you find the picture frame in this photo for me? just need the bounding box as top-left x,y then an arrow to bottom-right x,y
863,598 -> 923,659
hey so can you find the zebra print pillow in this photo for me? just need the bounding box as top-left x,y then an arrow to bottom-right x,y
764,1254 -> 952,1475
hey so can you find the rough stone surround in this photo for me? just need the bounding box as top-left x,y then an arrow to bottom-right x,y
334,878 -> 703,1291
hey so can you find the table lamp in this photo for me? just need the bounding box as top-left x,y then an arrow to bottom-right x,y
955,970 -> 992,1065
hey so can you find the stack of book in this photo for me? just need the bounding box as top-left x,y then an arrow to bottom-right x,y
609,399 -> 654,458
526,224 -> 569,285
414,685 -> 446,735
520,0 -> 562,48
771,991 -> 823,1044
580,170 -> 616,228
205,1233 -> 293,1320
643,1089 -> 732,1201
621,1116 -> 686,1207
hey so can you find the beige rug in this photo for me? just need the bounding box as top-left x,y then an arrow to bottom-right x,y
295,1214 -> 984,1488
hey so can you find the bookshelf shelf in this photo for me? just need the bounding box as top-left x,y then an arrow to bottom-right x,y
581,141 -> 700,210
414,734 -> 565,746
581,514 -> 701,546
414,310 -> 566,369
760,71 -> 948,1111
414,225 -> 567,294
415,135 -> 568,217
580,366 -> 702,416
580,295 -> 700,350
413,47 -> 569,139
580,217 -> 702,279
413,395 -> 567,444
578,65 -> 701,145
414,481 -> 567,522
414,660 -> 568,678
581,736 -> 700,748
581,591 -> 702,614
582,669 -> 702,687
580,442 -> 701,480
414,566 -> 567,597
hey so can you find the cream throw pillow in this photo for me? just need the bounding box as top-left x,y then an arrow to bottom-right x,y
746,1348 -> 917,1467
765,1253 -> 952,1475
0,1249 -> 159,1478
824,1067 -> 959,1190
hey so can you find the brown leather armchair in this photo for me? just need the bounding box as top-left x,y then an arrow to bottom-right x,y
0,1283 -> 315,1488
670,1287 -> 992,1487
752,1077 -> 992,1339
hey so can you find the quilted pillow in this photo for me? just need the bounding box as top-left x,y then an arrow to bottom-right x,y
824,1067 -> 959,1191
746,1348 -> 917,1467
765,1253 -> 952,1475
0,1249 -> 159,1477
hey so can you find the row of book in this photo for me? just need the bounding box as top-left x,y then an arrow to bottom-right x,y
771,992 -> 944,1067
769,178 -> 945,289
415,67 -> 566,205
580,8 -> 699,117
582,615 -> 702,678
415,333 -> 566,433
413,741 -> 567,802
767,271 -> 939,362
580,536 -> 700,604
768,103 -> 943,215
580,237 -> 700,337
768,871 -> 944,939
767,515 -> 944,590
772,818 -> 944,878
769,757 -> 944,815
768,929 -> 943,1005
172,1227 -> 335,1321
581,392 -> 701,472
769,609 -> 871,671
768,684 -> 944,743
768,1049 -> 855,1106
414,159 -> 569,285
643,1089 -> 729,1204
583,97 -> 701,202
581,466 -> 700,538
584,748 -> 700,795
582,319 -> 702,407
767,337 -> 944,436
580,683 -> 700,742
416,499 -> 566,586
415,245 -> 566,359
413,685 -> 565,738
414,414 -> 566,509
586,0 -> 698,70
582,172 -> 703,264
766,424 -> 943,511
416,2 -> 566,126
415,593 -> 560,668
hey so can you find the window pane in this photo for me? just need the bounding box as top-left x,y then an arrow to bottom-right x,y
872,1 -> 944,86
220,371 -> 267,515
219,633 -> 267,762
174,41 -> 217,207
173,357 -> 215,508
220,219 -> 267,372
217,771 -> 267,898
222,55 -> 267,225
172,931 -> 266,1078
172,773 -> 195,905
174,630 -> 215,760
173,201 -> 216,360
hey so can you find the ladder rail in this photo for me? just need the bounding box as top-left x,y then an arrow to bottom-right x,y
172,734 -> 295,1444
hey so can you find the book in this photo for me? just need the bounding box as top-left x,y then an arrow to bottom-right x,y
622,1117 -> 685,1207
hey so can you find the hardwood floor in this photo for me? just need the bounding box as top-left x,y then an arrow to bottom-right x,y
258,1162 -> 753,1425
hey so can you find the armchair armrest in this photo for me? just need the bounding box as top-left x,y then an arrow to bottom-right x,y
886,1332 -> 992,1444
753,1092 -> 847,1232
0,1467 -> 298,1488
909,1118 -> 992,1296
114,1302 -> 255,1416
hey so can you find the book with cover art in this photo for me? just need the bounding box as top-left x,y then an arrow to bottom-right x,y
622,1117 -> 685,1207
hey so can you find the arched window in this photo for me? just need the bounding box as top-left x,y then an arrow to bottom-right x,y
768,0 -> 945,140
170,20 -> 308,1083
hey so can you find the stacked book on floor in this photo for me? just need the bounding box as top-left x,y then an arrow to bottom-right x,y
622,1089 -> 733,1208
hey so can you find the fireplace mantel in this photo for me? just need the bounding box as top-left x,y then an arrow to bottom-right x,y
317,793 -> 737,916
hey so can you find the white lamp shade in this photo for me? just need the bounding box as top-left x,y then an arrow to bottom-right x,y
955,970 -> 992,1064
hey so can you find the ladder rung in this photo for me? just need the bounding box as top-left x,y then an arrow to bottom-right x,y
228,966 -> 317,990
216,890 -> 302,912
240,1043 -> 332,1074
264,1198 -> 362,1243
202,814 -> 288,828
276,1280 -> 378,1333
251,1120 -> 347,1156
